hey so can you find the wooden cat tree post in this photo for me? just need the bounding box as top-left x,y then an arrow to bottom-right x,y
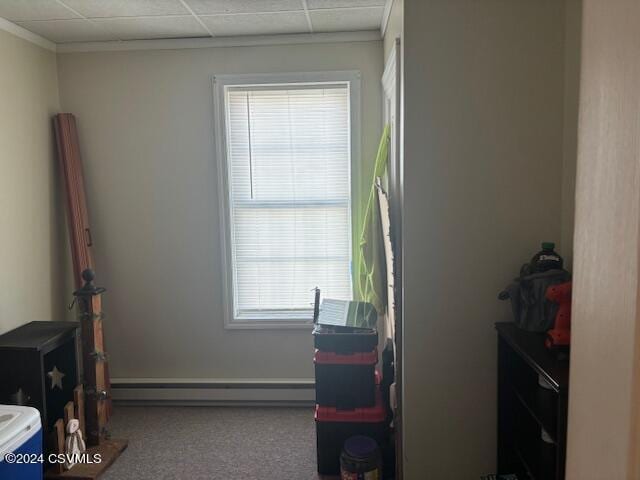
73,269 -> 110,447
46,269 -> 127,479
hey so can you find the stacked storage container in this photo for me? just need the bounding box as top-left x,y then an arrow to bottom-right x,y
313,325 -> 389,476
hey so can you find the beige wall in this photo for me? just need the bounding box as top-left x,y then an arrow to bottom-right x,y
383,0 -> 402,62
0,29 -> 64,335
56,41 -> 383,380
402,0 -> 566,476
560,0 -> 582,268
566,0 -> 640,478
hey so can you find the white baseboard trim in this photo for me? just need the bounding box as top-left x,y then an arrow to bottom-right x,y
111,378 -> 315,407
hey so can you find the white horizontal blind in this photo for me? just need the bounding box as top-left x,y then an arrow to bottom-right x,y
225,83 -> 353,320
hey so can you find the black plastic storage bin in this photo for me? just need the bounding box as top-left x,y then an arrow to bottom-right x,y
314,348 -> 378,408
313,324 -> 378,354
315,388 -> 389,476
381,338 -> 395,422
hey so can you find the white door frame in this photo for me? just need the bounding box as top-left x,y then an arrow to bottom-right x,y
382,37 -> 403,480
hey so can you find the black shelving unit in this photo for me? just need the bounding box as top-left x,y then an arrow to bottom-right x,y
0,321 -> 80,432
496,322 -> 569,480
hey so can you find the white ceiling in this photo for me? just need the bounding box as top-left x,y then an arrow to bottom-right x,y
0,0 -> 389,44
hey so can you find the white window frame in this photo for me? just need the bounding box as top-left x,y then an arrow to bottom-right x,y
213,71 -> 361,330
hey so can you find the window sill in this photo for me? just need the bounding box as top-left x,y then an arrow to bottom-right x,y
225,319 -> 315,330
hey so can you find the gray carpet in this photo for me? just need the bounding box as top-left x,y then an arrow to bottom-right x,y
102,406 -> 320,480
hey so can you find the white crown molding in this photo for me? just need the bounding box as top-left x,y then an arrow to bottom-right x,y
381,0 -> 394,36
0,17 -> 56,52
57,30 -> 381,53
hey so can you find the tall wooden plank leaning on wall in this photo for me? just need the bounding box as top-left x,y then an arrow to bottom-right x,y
53,113 -> 112,416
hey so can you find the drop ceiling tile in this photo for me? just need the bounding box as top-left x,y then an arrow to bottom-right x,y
91,16 -> 209,40
16,19 -> 118,43
184,0 -> 302,14
307,0 -> 385,9
309,6 -> 382,32
60,0 -> 189,18
201,12 -> 309,37
0,0 -> 80,21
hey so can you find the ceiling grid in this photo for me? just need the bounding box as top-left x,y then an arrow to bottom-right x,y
0,0 -> 391,44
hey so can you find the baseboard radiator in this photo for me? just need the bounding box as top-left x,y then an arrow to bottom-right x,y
110,379 -> 315,407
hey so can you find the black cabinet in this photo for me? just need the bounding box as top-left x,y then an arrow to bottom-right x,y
0,321 -> 80,432
496,322 -> 569,480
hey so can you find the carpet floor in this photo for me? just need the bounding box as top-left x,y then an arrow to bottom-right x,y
101,406 -> 320,480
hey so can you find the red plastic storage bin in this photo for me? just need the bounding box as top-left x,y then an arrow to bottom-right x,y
315,387 -> 389,476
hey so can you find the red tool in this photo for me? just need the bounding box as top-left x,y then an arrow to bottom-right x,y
545,281 -> 572,349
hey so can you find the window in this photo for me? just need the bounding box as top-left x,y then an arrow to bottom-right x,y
214,72 -> 359,328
